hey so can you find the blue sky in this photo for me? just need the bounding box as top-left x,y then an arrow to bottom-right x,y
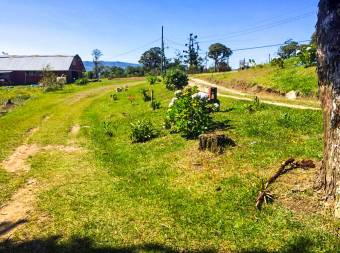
0,0 -> 318,68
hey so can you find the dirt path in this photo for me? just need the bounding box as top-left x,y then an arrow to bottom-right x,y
0,179 -> 37,239
190,78 -> 321,111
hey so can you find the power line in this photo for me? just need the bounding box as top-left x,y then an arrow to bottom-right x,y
199,12 -> 314,44
164,12 -> 314,51
232,40 -> 310,52
186,39 -> 312,58
112,38 -> 161,58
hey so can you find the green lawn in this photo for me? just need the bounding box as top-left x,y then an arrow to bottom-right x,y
193,58 -> 318,97
0,78 -> 339,252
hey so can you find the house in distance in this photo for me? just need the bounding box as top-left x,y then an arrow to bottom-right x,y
0,55 -> 85,85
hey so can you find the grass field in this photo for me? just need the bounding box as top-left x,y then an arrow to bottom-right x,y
193,58 -> 318,97
0,78 -> 339,252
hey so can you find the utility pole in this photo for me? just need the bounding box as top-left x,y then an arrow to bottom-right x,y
161,26 -> 165,74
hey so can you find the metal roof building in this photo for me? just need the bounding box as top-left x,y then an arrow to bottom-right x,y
0,55 -> 85,85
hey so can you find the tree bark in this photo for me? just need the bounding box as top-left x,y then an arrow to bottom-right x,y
315,0 -> 340,217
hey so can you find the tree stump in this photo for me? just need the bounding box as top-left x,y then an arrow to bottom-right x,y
4,99 -> 14,109
198,133 -> 235,154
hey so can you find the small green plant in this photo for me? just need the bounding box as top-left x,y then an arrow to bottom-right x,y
277,113 -> 294,128
151,100 -> 161,110
246,96 -> 264,113
75,77 -> 89,85
147,75 -> 160,86
165,87 -> 214,139
128,95 -> 136,104
140,88 -> 151,102
110,94 -> 118,101
164,68 -> 188,90
102,121 -> 114,137
130,119 -> 158,143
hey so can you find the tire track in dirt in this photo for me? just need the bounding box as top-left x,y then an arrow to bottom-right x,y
0,81 -> 144,238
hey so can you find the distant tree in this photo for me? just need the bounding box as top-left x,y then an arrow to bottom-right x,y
218,62 -> 232,72
167,51 -> 186,71
278,39 -> 299,59
183,33 -> 203,73
248,59 -> 256,67
126,66 -> 144,77
101,66 -> 126,79
208,43 -> 232,72
92,49 -> 103,79
139,47 -> 162,74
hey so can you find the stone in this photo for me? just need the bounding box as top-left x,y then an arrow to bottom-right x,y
285,90 -> 297,100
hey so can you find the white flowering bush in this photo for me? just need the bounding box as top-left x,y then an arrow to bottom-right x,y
165,87 -> 215,139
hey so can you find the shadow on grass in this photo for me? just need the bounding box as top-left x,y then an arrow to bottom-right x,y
239,236 -> 313,253
0,220 -> 27,237
0,235 -> 317,253
211,119 -> 233,131
0,236 -> 217,253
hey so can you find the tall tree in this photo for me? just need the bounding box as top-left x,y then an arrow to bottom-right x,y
139,47 -> 162,74
92,49 -> 103,79
315,0 -> 340,218
208,43 -> 232,72
278,39 -> 299,59
183,33 -> 202,73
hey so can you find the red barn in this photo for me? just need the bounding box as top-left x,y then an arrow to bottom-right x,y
0,55 -> 85,85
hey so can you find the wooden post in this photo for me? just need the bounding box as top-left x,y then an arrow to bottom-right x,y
208,87 -> 218,102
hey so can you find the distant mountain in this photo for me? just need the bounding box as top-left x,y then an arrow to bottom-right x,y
83,61 -> 140,71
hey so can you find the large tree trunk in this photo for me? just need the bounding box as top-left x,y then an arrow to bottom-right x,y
315,0 -> 340,217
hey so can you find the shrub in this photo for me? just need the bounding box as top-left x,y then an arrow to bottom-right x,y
130,119 -> 158,143
165,87 -> 214,139
41,66 -> 64,92
297,45 -> 317,67
75,77 -> 89,85
271,58 -> 284,69
164,68 -> 188,90
84,71 -> 94,79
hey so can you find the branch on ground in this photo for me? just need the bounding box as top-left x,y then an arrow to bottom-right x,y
256,158 -> 315,209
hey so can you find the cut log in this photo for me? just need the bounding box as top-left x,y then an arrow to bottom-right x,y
198,133 -> 235,154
